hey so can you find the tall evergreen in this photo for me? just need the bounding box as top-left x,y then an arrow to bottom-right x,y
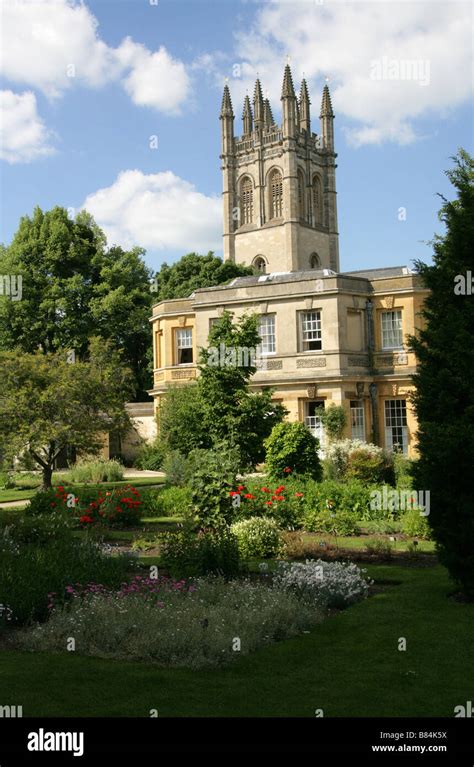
409,149 -> 474,598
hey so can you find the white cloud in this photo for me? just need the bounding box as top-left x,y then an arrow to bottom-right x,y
0,90 -> 55,163
221,0 -> 472,146
81,170 -> 222,253
1,0 -> 191,113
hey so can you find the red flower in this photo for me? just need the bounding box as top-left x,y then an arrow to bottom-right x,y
244,493 -> 255,499
283,467 -> 292,473
275,495 -> 285,502
295,492 -> 304,498
265,501 -> 273,506
275,485 -> 285,493
79,515 -> 93,524
229,491 -> 240,497
237,485 -> 245,492
261,487 -> 270,493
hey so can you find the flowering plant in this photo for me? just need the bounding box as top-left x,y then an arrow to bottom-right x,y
77,484 -> 143,528
229,481 -> 305,529
274,559 -> 371,609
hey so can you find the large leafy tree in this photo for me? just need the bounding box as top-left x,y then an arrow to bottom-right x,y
409,149 -> 474,599
0,340 -> 134,489
0,206 -> 153,398
151,252 -> 253,300
158,311 -> 286,467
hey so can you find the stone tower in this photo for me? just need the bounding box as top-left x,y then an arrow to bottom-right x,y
220,65 -> 340,273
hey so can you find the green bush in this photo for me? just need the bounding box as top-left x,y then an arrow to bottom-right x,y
394,453 -> 415,489
0,533 -> 131,625
188,442 -> 239,528
304,509 -> 360,536
264,422 -> 322,480
320,404 -> 347,442
302,479 -> 372,521
401,508 -> 432,539
26,488 -> 68,516
135,441 -> 166,471
162,450 -> 189,487
160,525 -> 241,578
231,516 -> 283,559
346,448 -> 394,484
68,459 -> 124,484
3,511 -> 73,546
0,471 -> 15,490
229,476 -> 306,530
141,486 -> 191,518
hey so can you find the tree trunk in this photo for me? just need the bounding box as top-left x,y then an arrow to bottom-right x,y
41,465 -> 53,490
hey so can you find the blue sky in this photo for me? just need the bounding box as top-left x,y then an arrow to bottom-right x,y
1,0 -> 472,274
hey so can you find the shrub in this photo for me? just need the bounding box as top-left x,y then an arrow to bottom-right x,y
0,471 -> 14,490
365,539 -> 394,560
135,441 -> 166,471
76,484 -> 143,528
302,479 -> 372,526
274,559 -> 371,609
231,517 -> 282,559
68,459 -> 124,484
0,533 -> 131,625
18,576 -> 322,668
305,509 -> 360,536
160,524 -> 241,578
264,422 -> 322,480
2,511 -> 73,546
394,453 -> 415,489
188,442 -> 239,529
401,508 -> 432,539
229,478 -> 306,529
325,439 -> 394,484
162,450 -> 189,487
346,447 -> 394,484
26,487 -> 70,516
140,486 -> 191,518
320,404 -> 347,443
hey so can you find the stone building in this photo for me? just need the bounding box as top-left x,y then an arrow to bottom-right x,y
149,65 -> 427,456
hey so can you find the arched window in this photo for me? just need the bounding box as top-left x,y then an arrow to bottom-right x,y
253,256 -> 266,274
269,169 -> 283,219
310,252 -> 320,269
240,176 -> 253,225
298,169 -> 305,220
313,175 -> 323,226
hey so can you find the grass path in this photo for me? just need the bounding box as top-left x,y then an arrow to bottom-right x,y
1,564 -> 472,717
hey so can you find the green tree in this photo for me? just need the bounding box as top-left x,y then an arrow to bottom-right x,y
0,340 -> 134,489
151,252 -> 253,300
408,149 -> 474,599
158,383 -> 210,455
0,207 -> 153,398
320,404 -> 347,442
198,311 -> 286,467
264,421 -> 322,480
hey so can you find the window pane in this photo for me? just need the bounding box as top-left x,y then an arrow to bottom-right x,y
381,310 -> 403,349
304,401 -> 325,451
384,399 -> 407,454
350,400 -> 365,441
301,311 -> 321,351
258,315 -> 276,355
176,328 -> 193,365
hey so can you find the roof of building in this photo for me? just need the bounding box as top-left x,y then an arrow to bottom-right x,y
192,265 -> 413,293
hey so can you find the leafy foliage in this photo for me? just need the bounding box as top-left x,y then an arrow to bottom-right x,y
0,341 -> 133,488
159,525 -> 241,579
264,421 -> 322,480
320,404 -> 347,442
151,252 -> 252,300
231,516 -> 283,559
0,207 -> 153,398
408,150 -> 474,597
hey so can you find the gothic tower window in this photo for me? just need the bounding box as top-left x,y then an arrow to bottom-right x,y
240,176 -> 253,225
298,168 -> 305,221
269,169 -> 283,219
312,175 -> 323,226
310,252 -> 320,269
253,255 -> 266,274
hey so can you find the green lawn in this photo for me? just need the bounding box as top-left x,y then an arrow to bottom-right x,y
1,564 -> 472,717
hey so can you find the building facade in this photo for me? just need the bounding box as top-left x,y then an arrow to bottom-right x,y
149,66 -> 427,456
